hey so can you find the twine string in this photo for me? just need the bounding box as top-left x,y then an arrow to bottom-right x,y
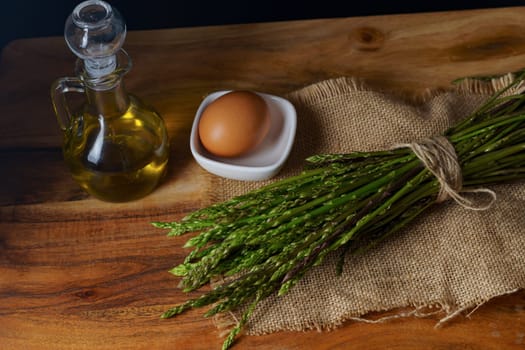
396,136 -> 496,210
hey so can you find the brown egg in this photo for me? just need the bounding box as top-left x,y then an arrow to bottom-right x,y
198,91 -> 271,158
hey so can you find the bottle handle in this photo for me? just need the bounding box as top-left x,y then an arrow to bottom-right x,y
51,77 -> 85,131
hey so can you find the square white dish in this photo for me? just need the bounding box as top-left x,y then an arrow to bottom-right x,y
190,90 -> 297,181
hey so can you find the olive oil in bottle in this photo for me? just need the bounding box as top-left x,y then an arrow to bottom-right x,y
63,95 -> 169,202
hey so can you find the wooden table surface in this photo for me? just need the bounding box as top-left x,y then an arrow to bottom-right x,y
1,6 -> 525,350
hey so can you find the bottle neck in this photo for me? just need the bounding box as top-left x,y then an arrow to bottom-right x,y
85,55 -> 118,78
75,49 -> 132,118
85,79 -> 129,117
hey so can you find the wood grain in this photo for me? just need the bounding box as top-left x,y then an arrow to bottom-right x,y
1,6 -> 525,350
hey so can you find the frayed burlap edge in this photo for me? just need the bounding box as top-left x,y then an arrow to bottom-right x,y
214,286 -> 521,337
207,71 -> 525,338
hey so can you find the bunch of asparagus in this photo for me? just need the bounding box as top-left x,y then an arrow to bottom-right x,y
154,72 -> 525,350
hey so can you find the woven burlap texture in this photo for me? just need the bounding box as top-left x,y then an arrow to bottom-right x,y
210,74 -> 525,335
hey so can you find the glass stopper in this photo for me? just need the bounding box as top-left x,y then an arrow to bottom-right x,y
64,0 -> 126,78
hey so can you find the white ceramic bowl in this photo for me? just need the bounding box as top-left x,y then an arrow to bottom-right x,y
190,90 -> 297,181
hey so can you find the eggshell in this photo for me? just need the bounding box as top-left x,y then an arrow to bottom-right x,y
198,91 -> 271,157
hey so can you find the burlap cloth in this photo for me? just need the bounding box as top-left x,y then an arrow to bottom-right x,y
209,74 -> 525,335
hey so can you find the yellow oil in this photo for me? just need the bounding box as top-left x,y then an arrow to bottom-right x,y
63,95 -> 169,202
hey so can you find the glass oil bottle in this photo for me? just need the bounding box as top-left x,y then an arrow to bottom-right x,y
51,0 -> 170,202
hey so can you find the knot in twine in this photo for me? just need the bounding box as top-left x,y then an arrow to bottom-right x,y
396,136 -> 496,210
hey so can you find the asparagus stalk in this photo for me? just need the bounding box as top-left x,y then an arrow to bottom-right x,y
154,72 -> 525,350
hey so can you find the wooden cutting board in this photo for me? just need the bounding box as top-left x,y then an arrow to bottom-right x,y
1,6 -> 525,349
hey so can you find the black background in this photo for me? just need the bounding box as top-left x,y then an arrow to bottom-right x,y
1,0 -> 524,50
